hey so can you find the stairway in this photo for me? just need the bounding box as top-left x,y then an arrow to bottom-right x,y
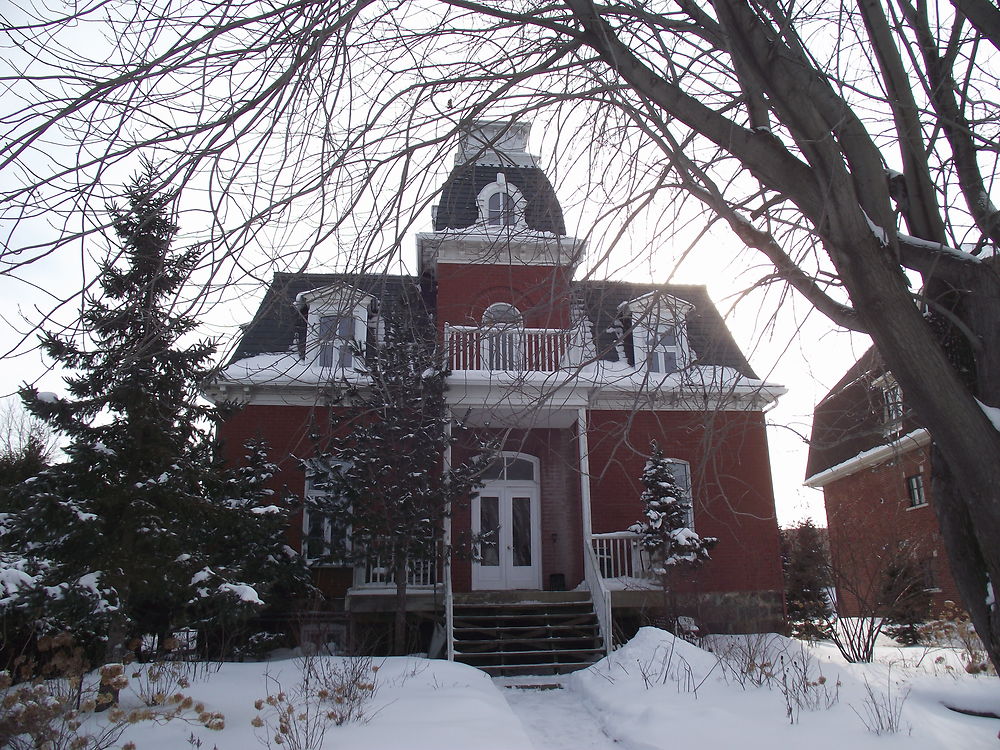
451,592 -> 605,676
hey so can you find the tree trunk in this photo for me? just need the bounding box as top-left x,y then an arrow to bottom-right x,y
931,447 -> 1000,668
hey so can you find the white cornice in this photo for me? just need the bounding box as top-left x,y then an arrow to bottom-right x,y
803,428 -> 931,488
417,231 -> 585,270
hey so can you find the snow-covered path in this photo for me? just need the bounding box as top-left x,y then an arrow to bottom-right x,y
499,680 -> 622,749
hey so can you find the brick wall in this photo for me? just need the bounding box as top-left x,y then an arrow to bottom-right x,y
435,262 -> 572,329
586,409 -> 784,595
221,403 -> 785,611
823,445 -> 960,615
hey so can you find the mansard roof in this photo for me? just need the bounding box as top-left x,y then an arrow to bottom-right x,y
228,273 -> 417,363
804,347 -> 923,480
575,280 -> 757,378
229,273 -> 757,380
433,164 -> 566,235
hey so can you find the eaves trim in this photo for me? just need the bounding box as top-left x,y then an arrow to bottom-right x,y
803,428 -> 931,488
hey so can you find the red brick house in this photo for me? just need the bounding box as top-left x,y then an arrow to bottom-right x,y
805,348 -> 961,617
206,122 -> 786,669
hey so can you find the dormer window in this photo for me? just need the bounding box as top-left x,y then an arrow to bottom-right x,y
647,326 -> 680,374
874,373 -> 904,434
477,175 -> 525,228
622,292 -> 692,375
297,283 -> 372,370
319,315 -> 355,369
488,191 -> 516,226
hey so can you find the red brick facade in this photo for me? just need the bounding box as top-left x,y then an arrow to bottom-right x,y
587,410 -> 783,595
821,445 -> 960,616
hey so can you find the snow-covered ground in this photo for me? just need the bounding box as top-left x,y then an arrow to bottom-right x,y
14,628 -> 999,749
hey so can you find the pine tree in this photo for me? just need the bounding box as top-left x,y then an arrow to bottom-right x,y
781,519 -> 833,640
635,441 -> 717,574
0,166 -> 309,668
307,289 -> 487,654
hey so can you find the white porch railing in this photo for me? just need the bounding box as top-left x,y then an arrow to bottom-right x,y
356,557 -> 437,587
445,325 -> 571,372
583,541 -> 612,654
591,531 -> 648,579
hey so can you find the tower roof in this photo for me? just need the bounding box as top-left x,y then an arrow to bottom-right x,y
433,121 -> 566,235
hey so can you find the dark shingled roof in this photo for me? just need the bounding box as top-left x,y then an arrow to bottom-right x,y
574,280 -> 758,379
230,274 -> 758,380
434,164 -> 566,235
229,273 -> 417,363
804,347 -> 922,480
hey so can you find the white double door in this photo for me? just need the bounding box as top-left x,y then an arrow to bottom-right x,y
472,485 -> 541,590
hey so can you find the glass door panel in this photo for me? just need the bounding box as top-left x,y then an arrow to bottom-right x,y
479,496 -> 500,567
511,496 -> 532,567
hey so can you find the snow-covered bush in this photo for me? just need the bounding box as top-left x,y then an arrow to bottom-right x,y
706,633 -> 840,723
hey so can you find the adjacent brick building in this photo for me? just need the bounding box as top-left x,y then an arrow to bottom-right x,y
206,122 -> 787,652
805,348 -> 961,616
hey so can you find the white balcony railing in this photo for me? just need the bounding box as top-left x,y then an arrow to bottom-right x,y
356,557 -> 438,587
591,531 -> 649,579
445,325 -> 571,372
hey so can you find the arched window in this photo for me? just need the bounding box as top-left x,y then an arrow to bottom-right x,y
482,303 -> 523,370
477,176 -> 525,227
487,191 -> 516,226
482,302 -> 522,327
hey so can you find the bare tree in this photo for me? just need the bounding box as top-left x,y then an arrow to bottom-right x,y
3,1 -> 1000,668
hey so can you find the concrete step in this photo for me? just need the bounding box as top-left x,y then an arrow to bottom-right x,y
450,592 -> 604,676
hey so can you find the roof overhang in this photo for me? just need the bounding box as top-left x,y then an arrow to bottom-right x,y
804,427 -> 930,488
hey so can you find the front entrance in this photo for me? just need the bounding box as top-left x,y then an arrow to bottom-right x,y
472,454 -> 541,590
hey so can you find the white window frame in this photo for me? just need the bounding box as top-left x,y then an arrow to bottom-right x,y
302,460 -> 351,566
645,325 -> 682,374
874,373 -> 905,434
634,318 -> 689,375
476,174 -> 526,228
621,292 -> 692,375
906,473 -> 927,508
300,285 -> 371,371
318,314 -> 356,369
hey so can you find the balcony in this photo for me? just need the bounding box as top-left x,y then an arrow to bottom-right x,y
445,325 -> 572,372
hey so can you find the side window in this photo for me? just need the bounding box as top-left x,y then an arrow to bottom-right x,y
318,314 -> 355,369
302,460 -> 351,565
647,326 -> 680,374
906,474 -> 927,508
882,381 -> 904,425
665,459 -> 695,528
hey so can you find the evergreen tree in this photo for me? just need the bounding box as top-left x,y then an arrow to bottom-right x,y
307,290 -> 487,654
0,166 -> 309,668
781,519 -> 833,640
634,442 -> 717,574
